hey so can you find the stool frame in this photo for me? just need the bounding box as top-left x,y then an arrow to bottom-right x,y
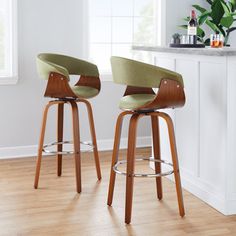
34,54 -> 102,193
107,76 -> 186,224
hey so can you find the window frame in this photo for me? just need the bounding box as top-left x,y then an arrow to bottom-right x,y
0,0 -> 18,85
84,0 -> 166,81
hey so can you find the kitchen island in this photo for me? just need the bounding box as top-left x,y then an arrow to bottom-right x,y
133,46 -> 236,215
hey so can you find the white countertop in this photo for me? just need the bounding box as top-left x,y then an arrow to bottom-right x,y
132,45 -> 236,56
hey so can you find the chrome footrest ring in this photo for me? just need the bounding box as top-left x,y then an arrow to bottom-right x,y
42,141 -> 94,155
113,158 -> 174,178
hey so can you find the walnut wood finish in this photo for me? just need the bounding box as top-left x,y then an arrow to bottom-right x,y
34,99 -> 100,193
77,99 -> 102,180
154,111 -> 185,217
125,113 -> 144,224
44,73 -> 101,99
35,70 -> 101,192
123,86 -> 155,96
122,79 -> 185,112
57,103 -> 64,177
151,115 -> 162,200
107,77 -> 186,223
44,72 -> 77,98
69,100 -> 82,193
142,78 -> 185,110
75,75 -> 101,91
34,100 -> 65,189
107,111 -> 133,206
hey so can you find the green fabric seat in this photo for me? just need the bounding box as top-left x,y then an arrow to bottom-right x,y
119,94 -> 156,110
36,53 -> 101,99
71,85 -> 99,99
108,57 -> 186,224
35,53 -> 102,193
111,56 -> 184,111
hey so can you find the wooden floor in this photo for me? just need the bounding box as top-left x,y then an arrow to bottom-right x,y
0,148 -> 236,236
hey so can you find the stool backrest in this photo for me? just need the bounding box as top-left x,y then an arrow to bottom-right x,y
37,53 -> 99,81
110,56 -> 184,88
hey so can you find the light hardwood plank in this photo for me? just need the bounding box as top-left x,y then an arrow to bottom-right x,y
0,148 -> 235,235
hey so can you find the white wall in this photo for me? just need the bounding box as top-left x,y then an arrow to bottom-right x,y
0,0 -> 151,158
2,0 -> 236,158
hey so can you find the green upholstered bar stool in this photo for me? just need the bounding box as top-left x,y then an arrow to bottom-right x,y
107,56 -> 186,224
34,53 -> 102,193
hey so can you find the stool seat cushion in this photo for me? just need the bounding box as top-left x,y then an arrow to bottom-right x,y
71,85 -> 99,99
119,94 -> 156,110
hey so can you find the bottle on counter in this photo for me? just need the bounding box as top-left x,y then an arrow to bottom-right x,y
188,10 -> 197,44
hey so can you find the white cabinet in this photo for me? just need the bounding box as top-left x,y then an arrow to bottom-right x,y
175,59 -> 199,177
148,50 -> 236,215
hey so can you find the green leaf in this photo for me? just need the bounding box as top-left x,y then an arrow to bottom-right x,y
221,0 -> 231,16
206,0 -> 213,5
206,19 -> 220,32
204,38 -> 210,46
197,27 -> 205,38
198,11 -> 211,25
192,4 -> 207,13
211,0 -> 225,25
182,17 -> 190,22
229,0 -> 236,11
179,25 -> 188,29
220,16 -> 234,28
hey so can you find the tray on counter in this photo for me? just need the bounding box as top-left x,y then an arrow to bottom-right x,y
169,43 -> 205,48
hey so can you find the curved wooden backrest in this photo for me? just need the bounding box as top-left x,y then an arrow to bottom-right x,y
36,53 -> 101,98
110,57 -> 185,110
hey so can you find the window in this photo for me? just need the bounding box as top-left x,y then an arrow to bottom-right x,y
0,0 -> 17,84
87,0 -> 165,78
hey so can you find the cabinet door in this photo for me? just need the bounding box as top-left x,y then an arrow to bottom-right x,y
175,59 -> 199,177
199,60 -> 226,193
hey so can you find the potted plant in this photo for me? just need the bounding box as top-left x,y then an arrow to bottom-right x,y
171,33 -> 181,44
180,0 -> 236,46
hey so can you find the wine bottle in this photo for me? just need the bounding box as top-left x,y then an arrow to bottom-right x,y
188,10 -> 197,44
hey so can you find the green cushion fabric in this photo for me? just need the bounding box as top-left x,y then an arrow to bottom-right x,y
71,85 -> 99,99
37,53 -> 99,81
119,94 -> 156,110
111,57 -> 184,88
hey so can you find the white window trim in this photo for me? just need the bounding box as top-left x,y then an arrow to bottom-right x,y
0,0 -> 18,85
156,0 -> 166,46
84,0 -> 166,82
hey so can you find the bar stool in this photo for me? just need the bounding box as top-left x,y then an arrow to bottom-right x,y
34,53 -> 102,193
107,57 -> 186,224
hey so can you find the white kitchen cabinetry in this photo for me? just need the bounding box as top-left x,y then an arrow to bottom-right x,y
134,46 -> 236,215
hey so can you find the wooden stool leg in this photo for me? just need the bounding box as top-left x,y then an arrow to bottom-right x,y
57,103 -> 64,177
82,100 -> 101,180
70,101 -> 82,193
163,113 -> 185,217
34,102 -> 51,189
125,113 -> 142,224
107,111 -> 131,206
151,115 -> 163,200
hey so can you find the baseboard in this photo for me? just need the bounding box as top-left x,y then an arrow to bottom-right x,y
0,136 -> 151,160
150,161 -> 228,215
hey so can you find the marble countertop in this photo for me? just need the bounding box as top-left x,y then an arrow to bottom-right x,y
132,45 -> 236,56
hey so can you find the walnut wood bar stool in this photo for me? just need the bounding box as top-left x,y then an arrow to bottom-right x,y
107,56 -> 186,224
34,53 -> 102,193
